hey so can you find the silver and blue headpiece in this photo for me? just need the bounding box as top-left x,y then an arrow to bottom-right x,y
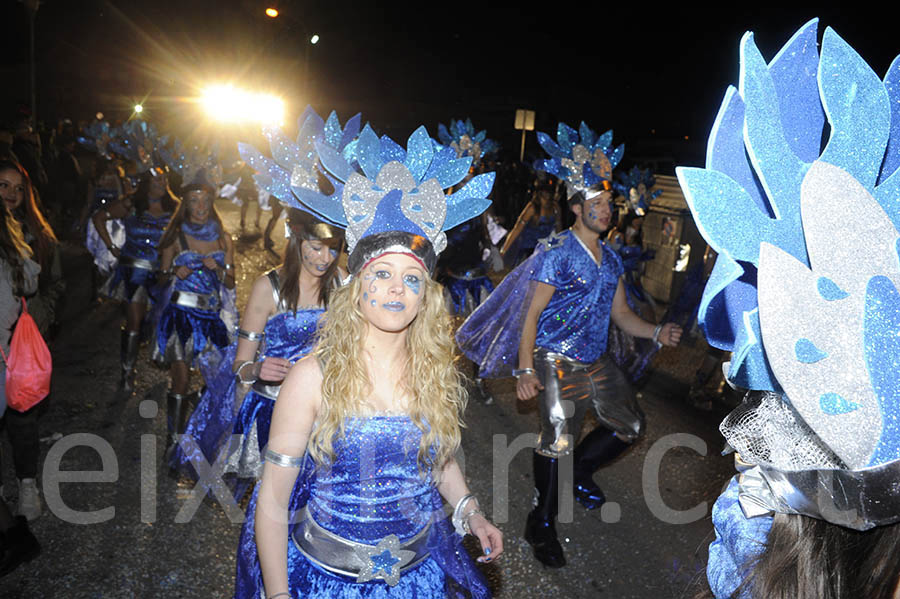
678,18 -> 900,529
108,121 -> 159,172
534,121 -> 624,198
615,166 -> 662,216
237,106 -> 361,224
77,120 -> 114,160
437,118 -> 499,167
291,123 -> 495,274
158,138 -> 223,191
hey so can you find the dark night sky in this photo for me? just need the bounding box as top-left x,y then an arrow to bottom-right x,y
2,1 -> 898,169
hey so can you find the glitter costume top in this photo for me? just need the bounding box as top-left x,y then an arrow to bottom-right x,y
532,230 -> 623,363
121,211 -> 171,263
171,249 -> 226,305
259,272 -> 325,364
233,415 -> 490,598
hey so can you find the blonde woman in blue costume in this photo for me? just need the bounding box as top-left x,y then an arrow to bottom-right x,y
244,123 -> 503,598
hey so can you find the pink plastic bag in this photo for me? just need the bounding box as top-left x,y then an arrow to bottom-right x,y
1,298 -> 52,412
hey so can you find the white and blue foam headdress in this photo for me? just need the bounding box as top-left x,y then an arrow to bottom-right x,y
290,123 -> 495,274
678,18 -> 900,529
158,138 -> 223,192
108,121 -> 159,173
534,121 -> 624,198
437,118 -> 499,166
615,166 -> 662,216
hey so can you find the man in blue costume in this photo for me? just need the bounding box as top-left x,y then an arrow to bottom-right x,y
462,180 -> 682,568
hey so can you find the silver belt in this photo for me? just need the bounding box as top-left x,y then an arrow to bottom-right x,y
120,256 -> 158,271
536,349 -> 591,370
250,381 -> 281,401
291,506 -> 431,586
171,290 -> 217,310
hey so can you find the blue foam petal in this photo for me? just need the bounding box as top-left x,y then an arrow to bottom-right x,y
429,157 -> 471,189
557,123 -> 578,153
874,168 -> 900,233
697,256 -> 751,349
596,129 -> 613,152
706,87 -> 773,217
768,18 -> 824,163
820,393 -> 861,416
340,113 -> 362,150
864,275 -> 900,465
818,27 -> 891,190
379,135 -> 406,165
536,132 -> 565,159
473,130 -> 486,143
677,167 -> 776,263
795,338 -> 828,363
323,111 -> 342,149
728,307 -> 780,391
404,126 -> 433,182
533,158 -> 560,176
817,276 -> 851,300
445,172 -> 496,229
292,186 -> 347,226
355,125 -> 384,181
880,55 -> 900,184
266,128 -> 305,170
740,32 -> 809,264
579,121 -> 596,148
314,139 -> 355,183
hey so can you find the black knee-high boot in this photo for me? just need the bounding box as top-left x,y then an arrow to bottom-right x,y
572,427 -> 630,509
524,452 -> 566,568
165,392 -> 190,465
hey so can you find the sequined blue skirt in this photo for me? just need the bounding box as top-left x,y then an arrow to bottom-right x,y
103,263 -> 159,304
156,304 -> 230,366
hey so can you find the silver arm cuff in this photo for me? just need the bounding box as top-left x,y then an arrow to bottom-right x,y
264,449 -> 304,468
237,328 -> 265,341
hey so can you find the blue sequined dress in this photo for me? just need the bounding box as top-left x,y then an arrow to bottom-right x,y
155,244 -> 234,369
438,218 -> 494,316
171,270 -> 324,488
234,415 -> 490,599
103,210 -> 171,303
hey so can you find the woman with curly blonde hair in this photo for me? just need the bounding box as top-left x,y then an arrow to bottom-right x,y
245,227 -> 503,598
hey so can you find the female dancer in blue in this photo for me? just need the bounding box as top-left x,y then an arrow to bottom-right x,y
499,185 -> 559,265
93,167 -> 179,391
155,174 -> 235,460
173,210 -> 343,488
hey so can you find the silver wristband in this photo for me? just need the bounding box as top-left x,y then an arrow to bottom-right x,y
652,324 -> 663,348
236,328 -> 265,342
512,367 -> 536,378
235,360 -> 258,384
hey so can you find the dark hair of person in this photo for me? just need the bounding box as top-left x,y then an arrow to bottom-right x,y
0,159 -> 58,270
0,201 -> 33,295
694,512 -> 900,599
157,186 -> 226,251
280,209 -> 344,310
132,169 -> 179,215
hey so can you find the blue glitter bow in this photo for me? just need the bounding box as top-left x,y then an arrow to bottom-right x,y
534,121 -> 624,196
678,17 -> 900,471
237,106 -> 361,226
437,118 -> 499,166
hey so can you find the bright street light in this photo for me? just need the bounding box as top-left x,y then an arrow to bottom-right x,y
310,34 -> 319,45
265,7 -> 279,18
133,104 -> 143,114
200,84 -> 285,125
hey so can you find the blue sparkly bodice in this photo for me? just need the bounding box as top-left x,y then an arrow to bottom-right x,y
532,230 -> 624,363
173,250 -> 225,298
262,309 -> 323,361
122,211 -> 170,262
306,416 -> 434,544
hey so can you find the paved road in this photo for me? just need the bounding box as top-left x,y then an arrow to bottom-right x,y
1,199 -> 734,598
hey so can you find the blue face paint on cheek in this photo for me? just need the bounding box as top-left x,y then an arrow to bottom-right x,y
404,278 -> 421,295
370,299 -> 376,306
363,292 -> 368,300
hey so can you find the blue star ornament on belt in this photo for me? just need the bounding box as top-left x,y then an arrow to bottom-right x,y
353,535 -> 416,586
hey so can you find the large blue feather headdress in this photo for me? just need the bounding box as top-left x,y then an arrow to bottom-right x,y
437,118 -> 499,166
291,123 -> 495,274
108,120 -> 159,172
237,106 -> 361,227
77,120 -> 114,160
679,18 -> 900,529
534,121 -> 624,197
